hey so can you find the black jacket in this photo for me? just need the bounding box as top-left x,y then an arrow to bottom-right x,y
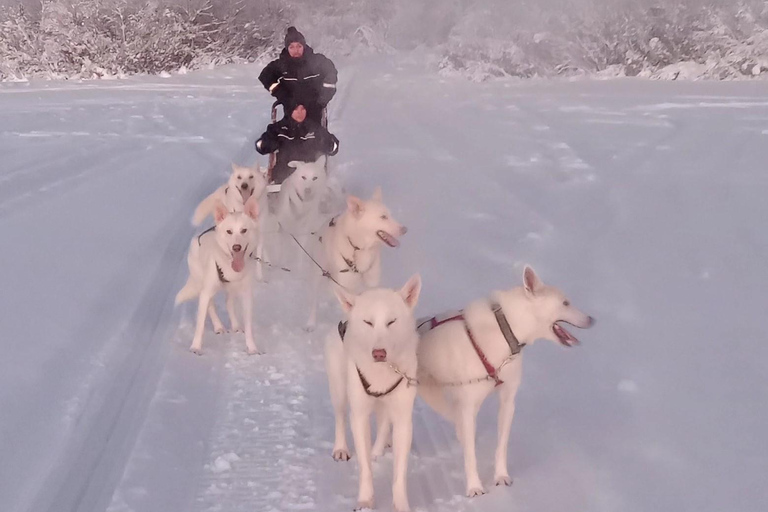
255,116 -> 339,163
258,46 -> 338,109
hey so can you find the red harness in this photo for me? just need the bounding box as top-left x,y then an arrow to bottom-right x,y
418,312 -> 504,387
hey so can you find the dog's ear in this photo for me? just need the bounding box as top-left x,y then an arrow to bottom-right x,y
214,200 -> 229,225
315,154 -> 327,168
287,160 -> 300,169
523,266 -> 544,296
347,195 -> 365,218
231,162 -> 243,174
399,274 -> 422,310
371,186 -> 382,202
244,195 -> 259,221
334,286 -> 356,314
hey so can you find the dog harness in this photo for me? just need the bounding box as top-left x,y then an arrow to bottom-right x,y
215,262 -> 229,283
338,321 -> 404,398
197,226 -> 216,246
325,216 -> 370,275
417,303 -> 525,387
197,227 -> 232,284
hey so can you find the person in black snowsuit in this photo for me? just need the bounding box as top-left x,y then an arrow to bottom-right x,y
258,27 -> 338,124
255,101 -> 339,184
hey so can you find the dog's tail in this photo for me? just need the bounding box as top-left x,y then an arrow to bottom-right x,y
192,191 -> 218,227
175,278 -> 200,305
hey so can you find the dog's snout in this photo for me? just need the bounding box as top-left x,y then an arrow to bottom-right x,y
586,316 -> 596,328
232,244 -> 242,253
400,225 -> 408,235
241,183 -> 249,190
372,348 -> 387,362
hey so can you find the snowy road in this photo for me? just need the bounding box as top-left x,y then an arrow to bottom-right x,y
1,57 -> 767,512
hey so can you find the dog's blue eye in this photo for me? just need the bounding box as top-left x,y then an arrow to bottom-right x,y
226,229 -> 233,235
241,228 -> 247,234
302,176 -> 307,180
364,320 -> 373,327
386,319 -> 397,327
312,177 -> 318,181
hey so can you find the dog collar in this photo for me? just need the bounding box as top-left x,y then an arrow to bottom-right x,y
338,321 -> 404,397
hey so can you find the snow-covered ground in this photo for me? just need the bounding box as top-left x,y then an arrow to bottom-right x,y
1,56 -> 767,512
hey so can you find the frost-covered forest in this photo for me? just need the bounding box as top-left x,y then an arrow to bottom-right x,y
1,0 -> 767,81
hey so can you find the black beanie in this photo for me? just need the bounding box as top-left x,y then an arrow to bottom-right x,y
284,27 -> 306,48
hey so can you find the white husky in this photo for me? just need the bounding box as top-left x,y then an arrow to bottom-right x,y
275,156 -> 328,236
306,188 -> 407,331
324,275 -> 422,512
175,196 -> 261,355
415,266 -> 594,497
192,162 -> 270,280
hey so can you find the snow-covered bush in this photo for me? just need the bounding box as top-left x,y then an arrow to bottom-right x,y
3,0 -> 768,81
436,1 -> 768,80
0,0 -> 287,80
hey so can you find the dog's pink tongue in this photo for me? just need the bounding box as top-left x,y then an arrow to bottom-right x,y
232,252 -> 246,272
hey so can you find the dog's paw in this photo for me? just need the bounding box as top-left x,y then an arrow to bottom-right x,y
213,326 -> 226,335
231,326 -> 244,334
246,346 -> 262,356
393,498 -> 411,512
494,475 -> 513,487
332,448 -> 351,461
189,345 -> 203,356
303,325 -> 316,333
466,486 -> 487,498
354,499 -> 374,511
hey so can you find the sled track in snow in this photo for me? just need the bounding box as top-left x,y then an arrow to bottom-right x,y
29,185 -> 203,512
26,121 -> 227,512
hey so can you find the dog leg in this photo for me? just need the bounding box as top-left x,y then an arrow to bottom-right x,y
190,291 -> 214,354
305,270 -> 321,332
241,288 -> 259,355
458,406 -> 485,497
226,292 -> 242,333
494,383 -> 519,486
207,302 -> 226,334
371,406 -> 391,459
325,337 -> 350,461
350,407 -> 374,510
254,232 -> 265,282
391,407 -> 414,512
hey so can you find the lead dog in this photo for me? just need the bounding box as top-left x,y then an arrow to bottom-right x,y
325,275 -> 422,512
415,266 -> 594,496
176,196 -> 261,355
306,187 -> 407,331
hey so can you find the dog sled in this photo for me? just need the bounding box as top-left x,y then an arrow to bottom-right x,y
265,101 -> 329,195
